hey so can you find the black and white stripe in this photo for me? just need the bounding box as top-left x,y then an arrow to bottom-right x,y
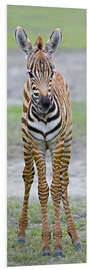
27,94 -> 62,142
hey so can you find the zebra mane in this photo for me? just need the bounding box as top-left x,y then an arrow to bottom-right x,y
36,36 -> 43,50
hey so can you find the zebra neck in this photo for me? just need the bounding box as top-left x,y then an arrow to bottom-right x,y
31,98 -> 60,124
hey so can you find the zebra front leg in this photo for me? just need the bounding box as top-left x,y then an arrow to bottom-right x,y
50,138 -> 65,257
33,148 -> 51,256
50,162 -> 63,257
38,183 -> 51,256
38,169 -> 51,256
61,169 -> 82,249
18,149 -> 34,243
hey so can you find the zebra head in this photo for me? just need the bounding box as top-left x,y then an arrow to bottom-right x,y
15,26 -> 62,116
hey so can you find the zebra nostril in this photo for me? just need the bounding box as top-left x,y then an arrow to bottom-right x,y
40,94 -> 50,110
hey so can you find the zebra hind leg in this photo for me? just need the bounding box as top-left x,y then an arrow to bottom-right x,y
61,172 -> 82,249
18,153 -> 34,243
61,136 -> 82,250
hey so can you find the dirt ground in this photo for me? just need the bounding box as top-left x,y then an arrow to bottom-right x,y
7,49 -> 86,202
7,140 -> 86,202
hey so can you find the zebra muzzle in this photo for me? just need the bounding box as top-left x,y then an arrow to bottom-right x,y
39,94 -> 50,112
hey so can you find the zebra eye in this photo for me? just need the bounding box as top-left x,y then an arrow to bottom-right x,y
28,70 -> 34,79
50,70 -> 54,78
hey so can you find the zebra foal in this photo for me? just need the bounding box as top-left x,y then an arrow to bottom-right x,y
15,26 -> 82,257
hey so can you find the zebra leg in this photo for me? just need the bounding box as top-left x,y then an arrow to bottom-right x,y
33,146 -> 50,256
60,134 -> 82,249
50,164 -> 63,257
18,146 -> 34,243
50,137 -> 65,257
61,168 -> 82,249
38,164 -> 50,256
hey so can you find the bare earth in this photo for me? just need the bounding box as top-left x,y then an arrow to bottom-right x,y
7,49 -> 86,202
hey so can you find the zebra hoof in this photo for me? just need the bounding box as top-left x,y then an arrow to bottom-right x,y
42,250 -> 50,256
18,237 -> 25,243
74,241 -> 82,249
54,249 -> 64,257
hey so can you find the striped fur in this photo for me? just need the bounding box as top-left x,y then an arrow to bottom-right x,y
15,27 -> 80,255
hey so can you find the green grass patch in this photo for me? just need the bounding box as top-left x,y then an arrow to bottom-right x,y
7,105 -> 22,146
71,102 -> 86,138
7,5 -> 86,49
7,102 -> 86,147
7,197 -> 86,266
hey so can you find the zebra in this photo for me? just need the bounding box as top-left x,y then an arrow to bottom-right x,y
15,26 -> 82,257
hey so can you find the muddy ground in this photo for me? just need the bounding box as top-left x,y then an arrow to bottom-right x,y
7,49 -> 86,202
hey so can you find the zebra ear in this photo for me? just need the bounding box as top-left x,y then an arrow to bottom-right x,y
45,28 -> 62,54
15,26 -> 32,55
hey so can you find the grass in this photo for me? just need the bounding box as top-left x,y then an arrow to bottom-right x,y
7,5 -> 86,49
7,105 -> 22,146
7,197 -> 86,266
71,102 -> 86,138
7,102 -> 86,147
